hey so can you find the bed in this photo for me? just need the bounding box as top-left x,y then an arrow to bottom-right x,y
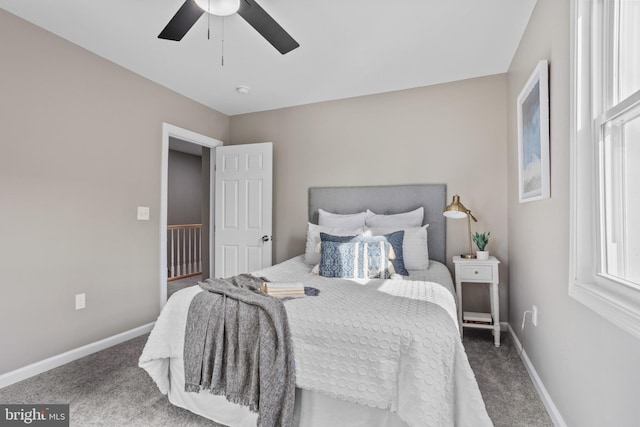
139,184 -> 492,427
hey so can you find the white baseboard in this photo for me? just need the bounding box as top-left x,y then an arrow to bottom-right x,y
0,322 -> 154,389
507,324 -> 567,427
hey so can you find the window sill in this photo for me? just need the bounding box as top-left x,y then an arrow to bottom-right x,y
569,279 -> 640,339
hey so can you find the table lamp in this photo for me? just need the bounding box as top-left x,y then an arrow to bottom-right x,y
443,194 -> 478,259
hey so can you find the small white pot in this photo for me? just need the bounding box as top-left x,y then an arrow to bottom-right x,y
476,250 -> 489,260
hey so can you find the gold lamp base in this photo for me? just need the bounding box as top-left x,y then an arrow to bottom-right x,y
443,195 -> 480,261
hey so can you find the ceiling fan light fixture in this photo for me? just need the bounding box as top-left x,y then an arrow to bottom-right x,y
194,0 -> 240,16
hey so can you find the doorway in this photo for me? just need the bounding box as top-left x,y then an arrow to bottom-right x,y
166,139 -> 204,297
160,123 -> 222,308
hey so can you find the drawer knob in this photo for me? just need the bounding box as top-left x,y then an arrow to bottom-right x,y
474,270 -> 479,274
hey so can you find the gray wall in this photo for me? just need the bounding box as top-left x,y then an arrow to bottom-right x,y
229,75 -> 510,320
507,0 -> 640,425
0,9 -> 229,374
168,149 -> 202,225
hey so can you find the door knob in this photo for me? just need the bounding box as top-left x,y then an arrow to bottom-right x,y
261,235 -> 272,242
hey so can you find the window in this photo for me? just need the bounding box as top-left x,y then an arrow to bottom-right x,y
570,0 -> 640,337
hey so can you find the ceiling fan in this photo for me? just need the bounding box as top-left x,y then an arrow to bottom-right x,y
158,0 -> 299,55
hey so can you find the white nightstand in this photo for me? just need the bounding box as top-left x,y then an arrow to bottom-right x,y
453,255 -> 501,347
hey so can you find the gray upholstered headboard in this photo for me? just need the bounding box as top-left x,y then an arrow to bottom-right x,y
308,184 -> 447,265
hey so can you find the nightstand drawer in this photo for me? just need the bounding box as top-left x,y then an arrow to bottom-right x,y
458,265 -> 493,281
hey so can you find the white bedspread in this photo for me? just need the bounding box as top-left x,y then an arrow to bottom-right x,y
140,256 -> 492,427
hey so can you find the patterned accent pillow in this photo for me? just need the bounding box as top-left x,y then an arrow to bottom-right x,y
304,223 -> 364,265
319,232 -> 357,243
319,240 -> 394,279
319,232 -> 408,276
376,231 -> 408,276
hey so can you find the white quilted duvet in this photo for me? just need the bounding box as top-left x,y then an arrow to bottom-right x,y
140,256 -> 492,427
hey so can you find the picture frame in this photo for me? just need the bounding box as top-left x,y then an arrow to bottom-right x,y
517,59 -> 550,203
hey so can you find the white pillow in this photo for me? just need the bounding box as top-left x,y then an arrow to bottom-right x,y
304,223 -> 364,265
367,224 -> 429,270
365,207 -> 424,228
318,209 -> 367,228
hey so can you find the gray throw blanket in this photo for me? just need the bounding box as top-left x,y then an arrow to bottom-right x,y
183,274 -> 295,427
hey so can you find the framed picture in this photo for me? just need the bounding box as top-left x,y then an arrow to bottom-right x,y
517,59 -> 550,203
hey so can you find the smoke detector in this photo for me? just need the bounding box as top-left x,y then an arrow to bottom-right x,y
236,86 -> 250,95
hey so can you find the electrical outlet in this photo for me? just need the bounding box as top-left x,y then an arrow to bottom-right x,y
75,293 -> 86,310
532,305 -> 538,326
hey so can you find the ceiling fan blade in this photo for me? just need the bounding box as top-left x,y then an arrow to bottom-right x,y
237,0 -> 299,55
158,0 -> 205,41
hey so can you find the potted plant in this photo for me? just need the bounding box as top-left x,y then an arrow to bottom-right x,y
472,232 -> 491,260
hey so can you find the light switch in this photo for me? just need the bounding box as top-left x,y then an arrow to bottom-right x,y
137,206 -> 150,221
75,293 -> 86,310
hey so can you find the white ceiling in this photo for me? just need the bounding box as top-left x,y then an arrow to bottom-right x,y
0,0 -> 537,116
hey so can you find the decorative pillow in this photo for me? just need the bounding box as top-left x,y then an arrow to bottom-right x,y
304,223 -> 364,265
319,232 -> 358,243
365,207 -> 424,228
319,240 -> 394,279
377,231 -> 408,276
318,232 -> 399,264
315,232 -> 359,253
318,209 -> 368,228
368,225 -> 429,270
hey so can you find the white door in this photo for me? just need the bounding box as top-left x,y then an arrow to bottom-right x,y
214,142 -> 273,278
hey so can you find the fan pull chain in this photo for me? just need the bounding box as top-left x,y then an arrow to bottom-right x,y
221,17 -> 225,66
207,0 -> 211,40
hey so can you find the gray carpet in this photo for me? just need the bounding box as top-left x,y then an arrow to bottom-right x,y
463,328 -> 553,427
168,274 -> 202,298
0,328 -> 553,426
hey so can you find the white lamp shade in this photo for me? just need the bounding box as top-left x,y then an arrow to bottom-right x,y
443,211 -> 467,219
194,0 -> 240,16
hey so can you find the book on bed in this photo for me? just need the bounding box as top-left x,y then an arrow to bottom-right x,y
261,282 -> 305,298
